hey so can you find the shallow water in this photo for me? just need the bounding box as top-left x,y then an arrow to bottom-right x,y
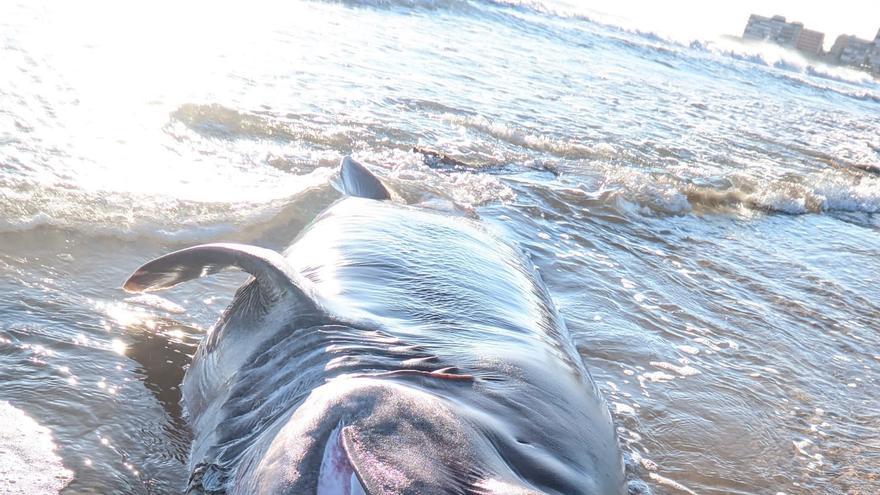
1,0 -> 879,494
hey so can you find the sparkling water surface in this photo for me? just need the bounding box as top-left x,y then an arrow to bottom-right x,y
1,0 -> 879,493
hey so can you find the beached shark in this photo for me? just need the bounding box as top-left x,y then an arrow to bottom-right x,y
123,157 -> 625,494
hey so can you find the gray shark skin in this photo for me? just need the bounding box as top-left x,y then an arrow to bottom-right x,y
123,157 -> 625,495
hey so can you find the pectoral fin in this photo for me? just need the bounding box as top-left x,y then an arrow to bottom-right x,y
123,243 -> 314,309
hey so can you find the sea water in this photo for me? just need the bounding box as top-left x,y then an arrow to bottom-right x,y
1,0 -> 878,493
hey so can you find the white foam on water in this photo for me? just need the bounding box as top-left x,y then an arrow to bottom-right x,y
0,401 -> 72,494
678,345 -> 700,356
0,167 -> 335,238
693,38 -> 880,86
750,171 -> 880,214
647,472 -> 698,495
477,0 -> 880,103
442,114 -> 615,160
333,0 -> 471,10
123,295 -> 187,315
613,402 -> 636,415
640,371 -> 675,383
649,361 -> 699,377
354,148 -> 516,207
592,162 -> 880,217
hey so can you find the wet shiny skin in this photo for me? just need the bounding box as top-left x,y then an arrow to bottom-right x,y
170,196 -> 624,494
1,0 -> 879,493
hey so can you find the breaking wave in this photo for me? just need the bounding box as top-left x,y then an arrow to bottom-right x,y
591,165 -> 880,217
350,147 -> 517,207
442,114 -> 616,160
0,168 -> 336,239
307,0 -> 880,105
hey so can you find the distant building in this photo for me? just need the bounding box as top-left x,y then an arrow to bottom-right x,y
742,14 -> 824,57
796,29 -> 825,56
870,29 -> 880,74
743,14 -> 880,76
828,34 -> 872,67
743,15 -> 802,49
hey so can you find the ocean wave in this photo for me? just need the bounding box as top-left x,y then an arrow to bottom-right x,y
442,114 -> 616,160
689,39 -> 880,94
0,168 -> 335,239
328,0 -> 589,19
0,147 -> 519,238
325,0 -> 472,11
169,103 -> 413,153
592,165 -> 880,217
351,147 -> 517,206
311,0 -> 880,105
480,0 -> 880,105
775,75 -> 880,104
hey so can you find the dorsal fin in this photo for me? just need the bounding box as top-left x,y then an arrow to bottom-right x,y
123,243 -> 313,308
340,156 -> 391,200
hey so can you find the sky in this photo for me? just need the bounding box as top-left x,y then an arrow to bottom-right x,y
584,0 -> 880,48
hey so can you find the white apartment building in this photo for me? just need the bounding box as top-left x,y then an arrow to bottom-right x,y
743,14 -> 824,57
743,15 -> 803,49
829,34 -> 872,67
744,14 -> 880,75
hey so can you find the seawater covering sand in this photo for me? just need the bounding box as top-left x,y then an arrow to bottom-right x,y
1,0 -> 879,494
0,401 -> 72,494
